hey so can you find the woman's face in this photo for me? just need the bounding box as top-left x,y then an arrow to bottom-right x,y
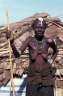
34,22 -> 46,38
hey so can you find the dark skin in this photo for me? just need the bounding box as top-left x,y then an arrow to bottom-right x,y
33,22 -> 45,40
33,22 -> 58,62
6,20 -> 57,63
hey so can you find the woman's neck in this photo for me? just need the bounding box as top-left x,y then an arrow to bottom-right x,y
35,35 -> 44,41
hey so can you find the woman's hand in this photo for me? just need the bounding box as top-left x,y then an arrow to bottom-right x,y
5,28 -> 14,44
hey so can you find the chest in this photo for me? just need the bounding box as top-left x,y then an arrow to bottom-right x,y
29,37 -> 49,53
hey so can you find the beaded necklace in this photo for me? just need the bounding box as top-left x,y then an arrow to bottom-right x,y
32,36 -> 47,53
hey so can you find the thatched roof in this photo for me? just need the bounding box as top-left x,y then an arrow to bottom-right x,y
0,13 -> 63,86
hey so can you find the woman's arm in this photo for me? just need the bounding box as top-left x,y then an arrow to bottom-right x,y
47,38 -> 58,62
11,41 -> 21,58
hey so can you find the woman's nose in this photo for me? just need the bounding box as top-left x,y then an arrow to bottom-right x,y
38,28 -> 41,31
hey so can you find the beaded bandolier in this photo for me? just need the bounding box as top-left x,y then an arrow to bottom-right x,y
32,36 -> 47,53
38,37 -> 47,53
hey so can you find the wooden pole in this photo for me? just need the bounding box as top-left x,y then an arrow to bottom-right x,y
45,19 -> 63,30
6,10 -> 15,96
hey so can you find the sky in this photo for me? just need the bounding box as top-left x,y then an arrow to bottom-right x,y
0,0 -> 63,25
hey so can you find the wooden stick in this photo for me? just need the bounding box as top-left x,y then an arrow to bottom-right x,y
0,48 -> 9,51
6,10 -> 15,96
0,50 -> 12,54
46,19 -> 63,30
